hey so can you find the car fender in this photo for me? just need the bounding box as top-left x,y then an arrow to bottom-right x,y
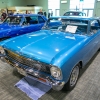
50,40 -> 86,83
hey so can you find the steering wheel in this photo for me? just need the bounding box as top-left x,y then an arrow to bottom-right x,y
58,26 -> 62,31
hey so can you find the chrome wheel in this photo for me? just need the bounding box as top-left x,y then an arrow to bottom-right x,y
70,65 -> 79,87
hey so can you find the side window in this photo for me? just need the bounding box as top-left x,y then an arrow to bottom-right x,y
83,13 -> 86,16
38,16 -> 45,23
25,17 -> 31,24
4,17 -> 22,25
30,16 -> 38,24
79,12 -> 83,16
22,17 -> 27,25
90,20 -> 100,34
25,16 -> 38,24
64,12 -> 70,16
4,17 -> 10,23
91,20 -> 99,26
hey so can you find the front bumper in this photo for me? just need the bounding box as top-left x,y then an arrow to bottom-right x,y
1,56 -> 65,91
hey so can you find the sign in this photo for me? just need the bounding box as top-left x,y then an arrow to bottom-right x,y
65,25 -> 77,33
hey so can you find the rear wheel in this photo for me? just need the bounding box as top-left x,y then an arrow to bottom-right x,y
63,64 -> 80,91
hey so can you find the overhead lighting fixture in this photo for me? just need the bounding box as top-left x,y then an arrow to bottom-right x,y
61,1 -> 67,3
97,0 -> 100,1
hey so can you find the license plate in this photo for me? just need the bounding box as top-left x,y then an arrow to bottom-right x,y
17,68 -> 26,76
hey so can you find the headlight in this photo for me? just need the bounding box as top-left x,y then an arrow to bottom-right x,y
0,46 -> 5,54
50,66 -> 62,80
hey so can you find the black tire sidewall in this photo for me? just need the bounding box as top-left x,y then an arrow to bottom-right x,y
63,63 -> 80,91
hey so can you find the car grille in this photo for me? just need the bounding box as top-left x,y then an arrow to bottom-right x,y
5,49 -> 50,73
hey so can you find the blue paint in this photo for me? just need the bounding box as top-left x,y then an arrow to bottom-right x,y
0,14 -> 47,40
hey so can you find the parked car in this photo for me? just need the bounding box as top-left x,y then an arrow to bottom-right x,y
0,16 -> 100,91
0,14 -> 47,41
63,11 -> 86,16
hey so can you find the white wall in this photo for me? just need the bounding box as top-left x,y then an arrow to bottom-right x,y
8,0 -> 27,6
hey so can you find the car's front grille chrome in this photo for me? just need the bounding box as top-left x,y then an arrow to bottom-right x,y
5,49 -> 50,73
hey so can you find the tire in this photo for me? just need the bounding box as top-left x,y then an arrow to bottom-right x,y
98,48 -> 100,51
63,63 -> 80,91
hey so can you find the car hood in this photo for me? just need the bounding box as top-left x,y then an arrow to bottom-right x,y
3,30 -> 87,64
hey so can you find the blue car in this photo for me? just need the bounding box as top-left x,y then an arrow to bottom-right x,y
0,16 -> 100,91
0,14 -> 47,40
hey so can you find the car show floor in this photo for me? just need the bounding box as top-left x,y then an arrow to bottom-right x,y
0,51 -> 100,100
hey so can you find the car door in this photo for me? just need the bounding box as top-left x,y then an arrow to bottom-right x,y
89,19 -> 100,52
5,17 -> 25,37
27,16 -> 46,31
4,26 -> 22,37
83,19 -> 100,63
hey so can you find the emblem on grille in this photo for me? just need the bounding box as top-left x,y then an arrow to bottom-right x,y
15,63 -> 19,66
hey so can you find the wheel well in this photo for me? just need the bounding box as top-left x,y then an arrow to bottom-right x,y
79,61 -> 82,69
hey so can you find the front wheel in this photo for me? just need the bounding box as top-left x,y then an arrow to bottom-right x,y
63,64 -> 80,91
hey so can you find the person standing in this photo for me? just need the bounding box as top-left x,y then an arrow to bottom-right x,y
48,12 -> 50,18
44,11 -> 47,17
38,9 -> 43,15
1,10 -> 7,21
51,11 -> 53,16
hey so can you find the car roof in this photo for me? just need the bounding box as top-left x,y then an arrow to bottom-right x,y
50,16 -> 99,21
67,11 -> 84,13
8,14 -> 44,17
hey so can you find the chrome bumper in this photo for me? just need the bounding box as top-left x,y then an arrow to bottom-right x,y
1,56 -> 65,91
19,67 -> 65,91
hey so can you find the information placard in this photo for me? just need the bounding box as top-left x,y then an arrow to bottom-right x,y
65,25 -> 77,33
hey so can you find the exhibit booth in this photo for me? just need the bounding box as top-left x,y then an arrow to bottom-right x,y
7,6 -> 43,14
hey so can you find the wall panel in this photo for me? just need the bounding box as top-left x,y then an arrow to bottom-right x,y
0,0 -> 27,8
25,0 -> 48,13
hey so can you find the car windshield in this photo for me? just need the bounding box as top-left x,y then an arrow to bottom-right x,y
64,12 -> 83,16
43,18 -> 88,34
3,16 -> 22,25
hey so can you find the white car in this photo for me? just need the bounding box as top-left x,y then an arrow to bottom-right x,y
63,11 -> 86,16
